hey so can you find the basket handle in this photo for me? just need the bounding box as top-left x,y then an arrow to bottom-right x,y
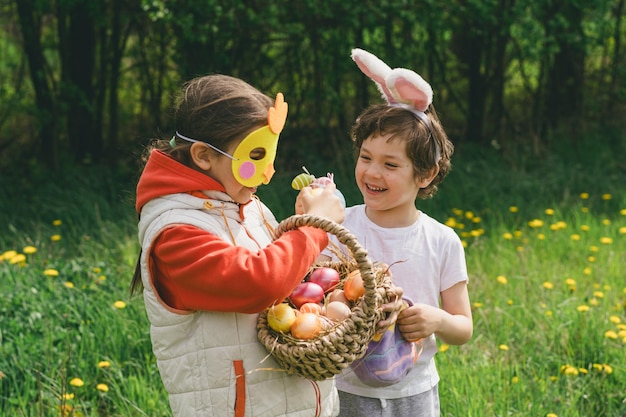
274,214 -> 381,315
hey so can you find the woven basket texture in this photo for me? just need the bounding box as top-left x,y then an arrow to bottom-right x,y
257,214 -> 394,380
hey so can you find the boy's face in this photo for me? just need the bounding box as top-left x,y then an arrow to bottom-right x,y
355,134 -> 432,226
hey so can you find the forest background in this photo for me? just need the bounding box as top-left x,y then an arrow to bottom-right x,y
1,0 -> 624,179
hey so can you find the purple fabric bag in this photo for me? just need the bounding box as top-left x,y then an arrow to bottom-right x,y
349,299 -> 422,387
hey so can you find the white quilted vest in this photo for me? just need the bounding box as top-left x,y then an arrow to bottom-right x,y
138,191 -> 338,417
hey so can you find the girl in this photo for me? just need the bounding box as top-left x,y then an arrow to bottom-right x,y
131,74 -> 344,417
334,49 -> 473,417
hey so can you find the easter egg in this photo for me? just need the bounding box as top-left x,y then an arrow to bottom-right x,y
325,301 -> 352,321
291,173 -> 315,190
344,269 -> 365,301
290,312 -> 322,339
267,303 -> 297,332
289,282 -> 325,309
308,267 -> 340,292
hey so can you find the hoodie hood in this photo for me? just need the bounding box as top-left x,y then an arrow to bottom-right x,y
136,150 -> 226,213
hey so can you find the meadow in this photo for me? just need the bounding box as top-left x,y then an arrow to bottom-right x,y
1,137 -> 625,416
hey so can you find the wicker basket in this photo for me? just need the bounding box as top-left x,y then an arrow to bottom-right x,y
257,214 -> 394,380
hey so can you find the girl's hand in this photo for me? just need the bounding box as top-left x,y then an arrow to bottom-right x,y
296,184 -> 345,224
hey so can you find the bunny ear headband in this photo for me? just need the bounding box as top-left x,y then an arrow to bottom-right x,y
351,48 -> 433,130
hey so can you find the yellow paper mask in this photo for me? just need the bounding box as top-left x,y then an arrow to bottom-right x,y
232,93 -> 288,187
175,93 -> 288,188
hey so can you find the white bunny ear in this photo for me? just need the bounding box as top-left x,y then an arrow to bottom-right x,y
386,69 -> 433,112
351,48 -> 397,104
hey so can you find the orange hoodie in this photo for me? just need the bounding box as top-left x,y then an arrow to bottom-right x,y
136,150 -> 328,313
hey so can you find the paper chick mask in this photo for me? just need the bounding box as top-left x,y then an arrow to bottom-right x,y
175,92 -> 288,188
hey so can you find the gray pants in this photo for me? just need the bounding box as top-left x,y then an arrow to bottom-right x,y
338,385 -> 440,417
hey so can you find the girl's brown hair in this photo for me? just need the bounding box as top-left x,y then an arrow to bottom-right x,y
142,74 -> 274,168
132,75 -> 274,296
350,104 -> 454,199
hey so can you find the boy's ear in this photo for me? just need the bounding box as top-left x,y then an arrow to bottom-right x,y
416,165 -> 440,188
190,142 -> 212,170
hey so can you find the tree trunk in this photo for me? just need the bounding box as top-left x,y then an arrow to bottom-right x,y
15,0 -> 58,169
65,1 -> 98,162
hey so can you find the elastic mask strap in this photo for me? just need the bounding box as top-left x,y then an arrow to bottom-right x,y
174,131 -> 238,161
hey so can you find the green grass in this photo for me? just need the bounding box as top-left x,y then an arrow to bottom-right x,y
1,138 -> 625,416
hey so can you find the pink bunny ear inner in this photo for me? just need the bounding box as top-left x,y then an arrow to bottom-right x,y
389,70 -> 433,112
351,48 -> 396,104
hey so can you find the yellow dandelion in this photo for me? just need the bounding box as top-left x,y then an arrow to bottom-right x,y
43,269 -> 59,277
583,267 -> 592,275
545,310 -> 553,317
93,267 -> 102,273
602,219 -> 611,226
472,217 -> 481,223
496,275 -> 508,285
565,278 -> 576,286
51,235 -> 61,241
577,305 -> 590,312
587,256 -> 596,263
98,361 -> 111,368
609,316 -> 621,324
528,219 -> 544,228
52,219 -> 62,226
601,193 -> 612,200
600,237 -> 613,244
589,245 -> 599,252
537,233 -> 545,240
601,364 -> 613,374
582,206 -> 589,213
542,282 -> 554,290
472,302 -> 483,308
461,240 -> 468,248
498,344 -> 509,351
516,246 -> 524,252
604,330 -> 618,339
96,383 -> 109,392
581,224 -> 590,231
545,208 -> 555,215
549,376 -> 558,382
63,282 -> 74,289
570,234 -> 581,241
9,253 -> 26,265
511,376 -> 519,384
439,344 -> 450,353
62,393 -> 74,400
503,232 -> 513,240
580,192 -> 589,199
590,298 -> 599,306
578,368 -> 588,374
593,291 -> 604,298
113,301 -> 127,309
97,275 -> 107,282
509,206 -> 518,213
546,413 -> 558,417
619,226 -> 626,234
1,250 -> 17,261
465,211 -> 474,219
514,230 -> 523,238
445,217 -> 457,228
561,365 -> 579,376
23,246 -> 37,254
452,208 -> 463,217
69,378 -> 84,387
507,299 -> 513,305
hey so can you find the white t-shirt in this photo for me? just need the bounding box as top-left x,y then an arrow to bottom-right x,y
331,205 -> 469,399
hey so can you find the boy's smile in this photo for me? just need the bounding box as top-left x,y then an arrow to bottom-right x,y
356,134 -> 425,228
